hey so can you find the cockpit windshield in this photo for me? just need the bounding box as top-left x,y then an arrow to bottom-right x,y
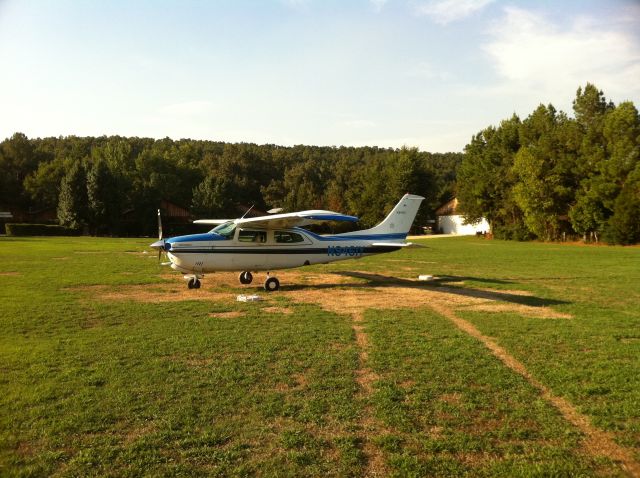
211,221 -> 236,239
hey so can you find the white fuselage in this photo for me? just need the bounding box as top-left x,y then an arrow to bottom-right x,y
165,227 -> 404,274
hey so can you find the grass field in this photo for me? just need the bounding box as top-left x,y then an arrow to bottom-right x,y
0,236 -> 638,477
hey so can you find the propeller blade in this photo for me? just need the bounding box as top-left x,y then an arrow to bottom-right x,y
157,208 -> 163,240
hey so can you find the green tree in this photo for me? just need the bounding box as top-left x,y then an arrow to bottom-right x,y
0,132 -> 37,209
87,160 -> 119,235
605,167 -> 640,245
23,156 -> 69,209
457,115 -> 527,239
57,161 -> 88,230
512,105 -> 578,240
191,175 -> 235,218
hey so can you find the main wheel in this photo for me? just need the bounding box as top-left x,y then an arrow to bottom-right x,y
187,278 -> 196,289
239,271 -> 253,285
193,279 -> 201,289
264,277 -> 280,292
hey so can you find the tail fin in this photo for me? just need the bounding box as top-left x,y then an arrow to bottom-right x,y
360,194 -> 424,238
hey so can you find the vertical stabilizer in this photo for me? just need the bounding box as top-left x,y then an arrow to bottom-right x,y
357,194 -> 424,239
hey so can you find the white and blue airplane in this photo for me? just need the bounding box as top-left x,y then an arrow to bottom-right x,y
151,193 -> 424,291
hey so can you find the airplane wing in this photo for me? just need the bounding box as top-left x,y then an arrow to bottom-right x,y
234,210 -> 359,229
193,219 -> 233,225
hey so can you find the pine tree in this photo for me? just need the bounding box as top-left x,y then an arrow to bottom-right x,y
87,160 -> 116,235
57,161 -> 88,230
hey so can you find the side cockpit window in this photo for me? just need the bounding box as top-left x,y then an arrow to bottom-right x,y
211,221 -> 236,239
238,230 -> 267,243
275,231 -> 305,243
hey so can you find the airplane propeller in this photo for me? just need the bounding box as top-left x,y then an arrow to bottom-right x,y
157,208 -> 163,261
151,208 -> 168,263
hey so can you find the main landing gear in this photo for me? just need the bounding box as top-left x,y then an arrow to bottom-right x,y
185,275 -> 202,289
238,271 -> 280,292
264,276 -> 280,292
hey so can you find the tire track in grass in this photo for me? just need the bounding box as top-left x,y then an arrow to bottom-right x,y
427,301 -> 640,478
352,311 -> 388,477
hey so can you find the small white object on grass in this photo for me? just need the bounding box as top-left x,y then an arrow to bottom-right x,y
237,294 -> 262,302
418,275 -> 434,281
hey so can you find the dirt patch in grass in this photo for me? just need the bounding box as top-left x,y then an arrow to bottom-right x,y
465,302 -> 572,319
283,280 -> 569,321
262,306 -> 293,315
69,284 -> 231,303
0,271 -> 20,276
184,356 -> 215,367
122,423 -> 157,445
208,311 -> 244,319
440,392 -> 462,404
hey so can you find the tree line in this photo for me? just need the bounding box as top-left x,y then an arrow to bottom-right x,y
0,133 -> 461,236
457,84 -> 640,245
2,83 -> 637,243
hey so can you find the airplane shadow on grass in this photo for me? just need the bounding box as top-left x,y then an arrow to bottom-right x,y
286,271 -> 570,309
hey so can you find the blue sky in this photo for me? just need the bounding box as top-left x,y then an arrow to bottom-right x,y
0,0 -> 638,152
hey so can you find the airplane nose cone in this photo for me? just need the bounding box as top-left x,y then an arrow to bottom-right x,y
150,239 -> 167,250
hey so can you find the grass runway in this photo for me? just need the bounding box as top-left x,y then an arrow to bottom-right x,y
0,236 -> 638,476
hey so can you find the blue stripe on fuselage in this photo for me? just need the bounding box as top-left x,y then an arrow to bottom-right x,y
167,233 -> 227,244
297,228 -> 407,242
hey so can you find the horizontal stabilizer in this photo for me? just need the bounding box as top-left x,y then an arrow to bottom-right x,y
371,242 -> 424,248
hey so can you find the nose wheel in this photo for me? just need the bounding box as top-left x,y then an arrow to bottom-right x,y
239,271 -> 253,284
187,277 -> 201,289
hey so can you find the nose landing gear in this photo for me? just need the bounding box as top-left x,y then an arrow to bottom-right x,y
239,271 -> 253,284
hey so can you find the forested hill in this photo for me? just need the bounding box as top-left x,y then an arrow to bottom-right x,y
2,83 -> 638,244
0,134 -> 461,236
456,84 -> 640,245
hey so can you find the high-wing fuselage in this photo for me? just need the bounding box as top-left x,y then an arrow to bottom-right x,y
163,226 -> 408,274
151,194 -> 424,290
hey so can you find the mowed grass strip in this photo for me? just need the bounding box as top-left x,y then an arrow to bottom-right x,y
364,308 -> 612,477
0,238 -> 363,476
357,236 -> 639,466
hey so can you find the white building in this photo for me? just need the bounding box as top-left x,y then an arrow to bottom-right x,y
436,198 -> 490,235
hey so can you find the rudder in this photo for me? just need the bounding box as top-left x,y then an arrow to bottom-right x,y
361,194 -> 424,237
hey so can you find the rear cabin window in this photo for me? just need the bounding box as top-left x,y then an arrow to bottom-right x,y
275,231 -> 305,243
238,230 -> 267,243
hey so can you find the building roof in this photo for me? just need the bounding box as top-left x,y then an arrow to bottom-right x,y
435,198 -> 458,216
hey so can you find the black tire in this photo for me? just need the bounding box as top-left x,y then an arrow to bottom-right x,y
193,279 -> 201,289
239,271 -> 253,285
264,277 -> 280,292
187,278 -> 196,289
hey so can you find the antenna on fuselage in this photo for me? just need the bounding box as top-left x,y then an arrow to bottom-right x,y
240,205 -> 254,219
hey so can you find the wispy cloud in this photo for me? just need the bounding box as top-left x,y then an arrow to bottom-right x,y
280,0 -> 310,9
415,0 -> 494,25
370,0 -> 389,13
483,7 -> 640,103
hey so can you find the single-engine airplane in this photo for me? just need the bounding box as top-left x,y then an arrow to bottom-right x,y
150,193 -> 424,291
